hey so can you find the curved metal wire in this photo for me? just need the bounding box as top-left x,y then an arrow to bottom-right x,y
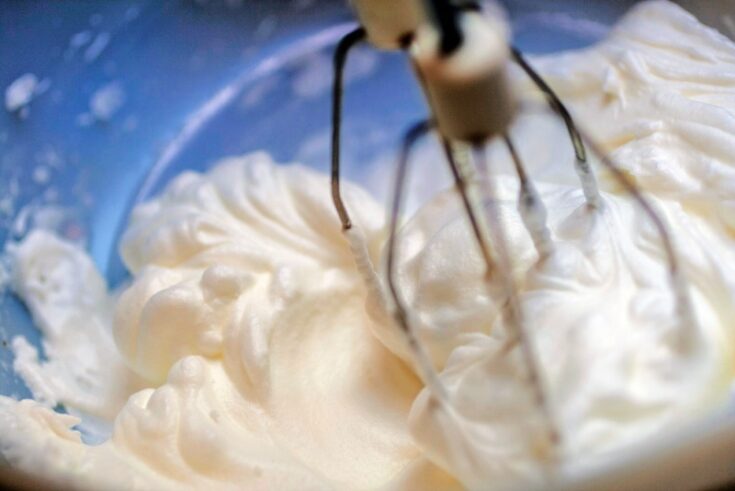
511,47 -> 601,208
577,129 -> 695,332
473,144 -> 561,456
385,119 -> 448,399
331,27 -> 367,230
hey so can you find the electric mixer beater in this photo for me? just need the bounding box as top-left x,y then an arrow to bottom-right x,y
329,0 -> 698,486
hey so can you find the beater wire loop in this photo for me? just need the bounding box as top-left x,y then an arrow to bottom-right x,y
442,140 -> 497,279
472,144 -> 561,455
511,47 -> 600,208
331,26 -> 367,231
386,119 -> 448,399
578,130 -> 695,333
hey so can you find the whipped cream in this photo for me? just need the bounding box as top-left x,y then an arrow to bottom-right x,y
1,2 -> 734,490
3,155 -> 431,490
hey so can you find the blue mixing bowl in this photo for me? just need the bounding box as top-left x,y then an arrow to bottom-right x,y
0,0 -> 639,401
